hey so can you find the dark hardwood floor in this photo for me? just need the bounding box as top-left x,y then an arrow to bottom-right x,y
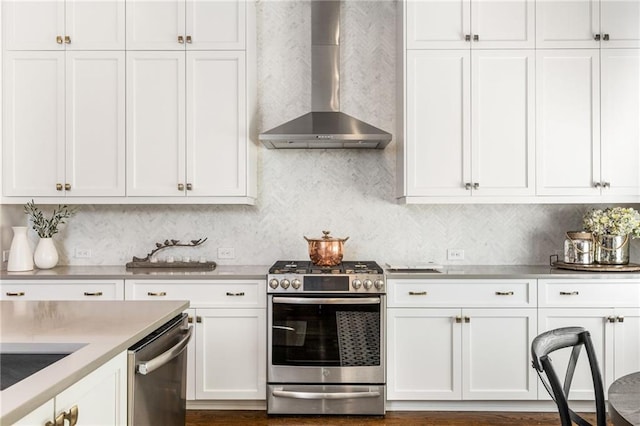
187,410 -> 610,425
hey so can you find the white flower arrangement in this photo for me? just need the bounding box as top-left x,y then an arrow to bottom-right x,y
583,207 -> 640,238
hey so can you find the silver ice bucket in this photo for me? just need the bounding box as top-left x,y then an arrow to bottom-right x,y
564,231 -> 594,264
595,234 -> 630,265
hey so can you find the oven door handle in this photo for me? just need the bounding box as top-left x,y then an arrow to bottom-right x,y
272,297 -> 380,305
272,388 -> 381,400
136,326 -> 193,375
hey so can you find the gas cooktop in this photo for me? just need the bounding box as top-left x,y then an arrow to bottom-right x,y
269,260 -> 383,275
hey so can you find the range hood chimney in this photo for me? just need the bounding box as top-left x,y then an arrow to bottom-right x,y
259,0 -> 392,149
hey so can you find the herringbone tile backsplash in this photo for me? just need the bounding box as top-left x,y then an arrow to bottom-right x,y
1,1 -> 636,266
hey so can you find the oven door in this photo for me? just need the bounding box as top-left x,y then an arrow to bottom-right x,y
268,295 -> 385,384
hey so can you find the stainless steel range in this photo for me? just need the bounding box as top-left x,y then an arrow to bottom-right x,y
267,260 -> 386,415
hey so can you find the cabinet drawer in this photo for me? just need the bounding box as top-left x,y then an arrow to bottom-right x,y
125,280 -> 266,307
0,280 -> 124,300
539,279 -> 640,307
387,279 -> 536,307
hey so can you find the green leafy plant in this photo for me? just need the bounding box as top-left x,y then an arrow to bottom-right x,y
24,200 -> 77,238
583,207 -> 640,238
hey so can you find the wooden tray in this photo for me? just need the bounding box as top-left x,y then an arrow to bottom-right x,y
550,255 -> 640,272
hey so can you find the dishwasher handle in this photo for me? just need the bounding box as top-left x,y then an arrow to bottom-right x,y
136,326 -> 193,375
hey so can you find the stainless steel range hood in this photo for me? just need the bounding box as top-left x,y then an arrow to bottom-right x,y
259,0 -> 392,149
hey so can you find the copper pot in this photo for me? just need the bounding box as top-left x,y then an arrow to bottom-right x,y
304,230 -> 349,266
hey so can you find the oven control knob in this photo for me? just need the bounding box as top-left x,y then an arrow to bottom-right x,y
269,279 -> 280,289
352,279 -> 362,289
280,279 -> 290,289
374,279 -> 385,290
363,279 -> 373,290
291,278 -> 301,289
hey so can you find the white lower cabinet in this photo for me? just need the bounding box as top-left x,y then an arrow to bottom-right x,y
387,279 -> 538,401
0,280 -> 124,300
125,279 -> 266,401
14,352 -> 127,426
538,279 -> 640,400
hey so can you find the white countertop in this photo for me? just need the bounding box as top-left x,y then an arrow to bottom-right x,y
0,300 -> 189,425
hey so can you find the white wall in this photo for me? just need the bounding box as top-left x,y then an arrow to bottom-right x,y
2,1 -> 638,267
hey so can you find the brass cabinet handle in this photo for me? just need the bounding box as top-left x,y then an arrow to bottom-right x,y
617,316 -> 625,323
56,35 -> 64,44
464,182 -> 472,190
196,316 -> 202,323
455,316 -> 462,323
65,406 -> 78,426
594,34 -> 601,41
560,291 -> 579,296
594,182 -> 602,188
603,33 -> 610,41
186,35 -> 192,43
64,183 -> 71,191
408,291 -> 427,296
6,292 -> 25,296
226,292 -> 245,296
83,291 -> 103,296
607,316 -> 616,323
45,412 -> 65,426
464,316 -> 471,323
473,182 -> 479,190
178,183 -> 185,191
56,183 -> 63,191
465,34 -> 471,42
64,35 -> 71,44
473,34 -> 479,41
602,181 -> 610,188
495,291 -> 514,296
188,316 -> 193,323
178,35 -> 184,44
186,183 -> 193,190
147,292 -> 167,296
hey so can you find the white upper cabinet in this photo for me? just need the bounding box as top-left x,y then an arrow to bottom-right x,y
536,49 -> 601,196
406,0 -> 534,49
3,51 -> 126,197
3,0 -> 125,50
404,49 -> 534,198
537,0 -> 640,48
126,0 -> 246,50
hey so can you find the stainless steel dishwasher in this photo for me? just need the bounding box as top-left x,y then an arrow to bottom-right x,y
128,313 -> 192,426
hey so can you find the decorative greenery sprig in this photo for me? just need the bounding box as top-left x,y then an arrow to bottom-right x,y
24,200 -> 77,238
583,207 -> 640,238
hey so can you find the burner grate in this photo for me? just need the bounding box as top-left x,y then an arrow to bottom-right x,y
335,311 -> 380,367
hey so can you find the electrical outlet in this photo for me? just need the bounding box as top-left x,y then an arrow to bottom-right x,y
447,248 -> 465,261
217,248 -> 235,259
74,248 -> 92,258
2,250 -> 9,262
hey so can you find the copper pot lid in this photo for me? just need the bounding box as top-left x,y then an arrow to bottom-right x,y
304,230 -> 349,243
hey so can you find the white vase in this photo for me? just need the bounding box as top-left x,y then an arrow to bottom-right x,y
34,237 -> 59,269
7,226 -> 34,271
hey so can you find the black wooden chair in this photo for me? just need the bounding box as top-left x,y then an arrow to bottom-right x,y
531,326 -> 607,426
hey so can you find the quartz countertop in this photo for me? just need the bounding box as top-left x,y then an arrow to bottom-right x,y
385,265 -> 640,279
0,299 -> 189,425
0,265 -> 269,280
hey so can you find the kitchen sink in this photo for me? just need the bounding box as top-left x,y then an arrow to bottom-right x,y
0,343 -> 86,390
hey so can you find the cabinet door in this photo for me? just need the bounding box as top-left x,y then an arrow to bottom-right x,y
471,0 -> 534,48
462,308 -> 537,399
387,308 -> 462,400
538,308 -> 614,399
186,51 -> 247,196
126,0 -> 186,50
600,0 -> 640,48
3,0 -> 64,50
536,0 -> 600,48
195,308 -> 266,400
536,50 -> 601,196
0,280 -> 125,300
66,51 -> 125,196
55,352 -> 127,426
600,49 -> 640,197
3,52 -> 65,197
127,51 -> 186,196
406,50 -> 471,197
186,0 -> 246,50
405,0 -> 470,49
613,308 -> 640,380
471,50 -> 534,196
65,0 -> 125,50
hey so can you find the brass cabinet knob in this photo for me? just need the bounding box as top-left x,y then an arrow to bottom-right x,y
64,406 -> 78,426
64,183 -> 71,191
56,35 -> 64,44
56,183 -> 63,191
186,35 -> 192,43
455,316 -> 462,323
473,34 -> 479,41
465,34 -> 471,42
464,182 -> 472,190
186,183 -> 193,190
607,316 -> 616,323
594,182 -> 602,188
45,412 -> 65,426
617,316 -> 624,323
602,181 -> 610,188
178,183 -> 185,191
64,35 -> 71,44
594,34 -> 601,41
603,34 -> 610,41
473,182 -> 479,190
178,35 -> 184,44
